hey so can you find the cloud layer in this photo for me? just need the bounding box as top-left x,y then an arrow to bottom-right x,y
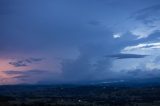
9,58 -> 43,67
108,54 -> 148,59
1,0 -> 160,84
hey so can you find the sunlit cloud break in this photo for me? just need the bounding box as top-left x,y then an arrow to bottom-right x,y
123,42 -> 160,52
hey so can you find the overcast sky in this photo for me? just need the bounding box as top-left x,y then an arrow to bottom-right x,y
1,0 -> 160,84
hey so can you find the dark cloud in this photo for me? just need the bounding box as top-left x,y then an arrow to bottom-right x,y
13,75 -> 29,79
9,58 -> 43,67
88,20 -> 101,26
9,61 -> 27,67
24,58 -> 43,63
3,70 -> 50,83
107,54 -> 148,59
4,70 -> 23,75
12,75 -> 30,82
60,43 -> 116,83
1,0 -> 160,84
133,4 -> 160,22
4,70 -> 46,75
126,68 -> 160,78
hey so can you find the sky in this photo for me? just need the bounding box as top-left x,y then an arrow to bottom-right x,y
1,0 -> 160,84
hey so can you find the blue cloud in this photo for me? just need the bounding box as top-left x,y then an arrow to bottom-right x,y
9,58 -> 43,67
1,0 -> 160,84
107,53 -> 148,59
4,70 -> 46,75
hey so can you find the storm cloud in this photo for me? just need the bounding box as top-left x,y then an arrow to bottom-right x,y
4,70 -> 46,75
1,0 -> 160,84
9,58 -> 43,67
108,54 -> 148,59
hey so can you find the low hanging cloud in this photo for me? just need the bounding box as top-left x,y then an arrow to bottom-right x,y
9,58 -> 43,67
125,68 -> 160,79
3,70 -> 49,83
2,69 -> 63,84
59,43 -> 116,83
9,61 -> 27,67
107,53 -> 148,59
4,70 -> 46,75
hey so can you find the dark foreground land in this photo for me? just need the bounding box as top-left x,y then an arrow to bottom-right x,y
1,83 -> 160,106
